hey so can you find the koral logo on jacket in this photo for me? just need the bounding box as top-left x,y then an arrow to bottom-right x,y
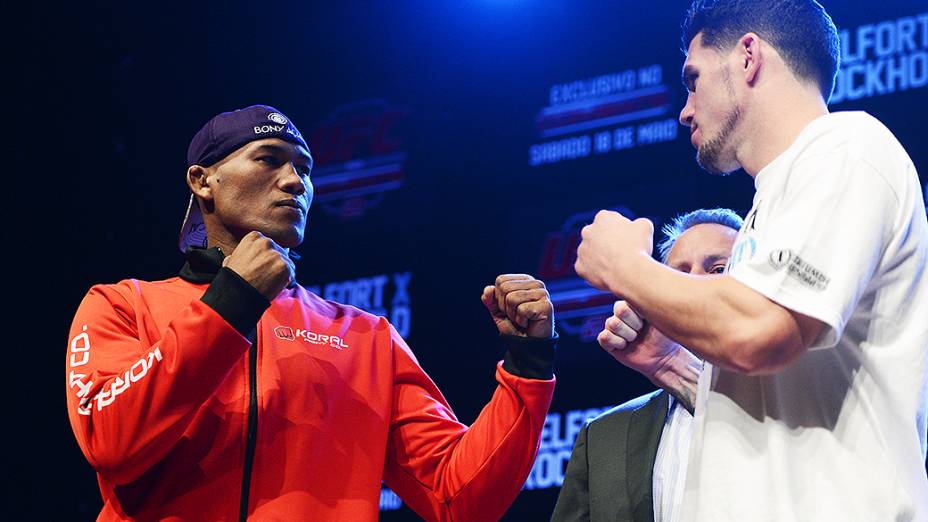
274,326 -> 349,350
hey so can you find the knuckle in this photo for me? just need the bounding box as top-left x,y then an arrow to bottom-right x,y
618,307 -> 632,322
604,316 -> 619,333
606,337 -> 626,351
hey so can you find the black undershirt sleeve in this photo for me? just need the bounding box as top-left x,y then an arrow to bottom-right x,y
200,267 -> 270,337
501,333 -> 558,380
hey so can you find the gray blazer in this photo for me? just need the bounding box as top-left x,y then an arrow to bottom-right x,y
550,390 -> 669,522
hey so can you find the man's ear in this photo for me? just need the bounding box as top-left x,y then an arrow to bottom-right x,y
738,32 -> 763,85
186,165 -> 212,202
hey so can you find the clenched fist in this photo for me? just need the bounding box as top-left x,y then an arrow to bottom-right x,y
223,231 -> 295,301
481,274 -> 554,339
598,300 -> 680,380
575,210 -> 654,291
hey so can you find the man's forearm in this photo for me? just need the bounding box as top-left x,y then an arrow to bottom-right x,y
650,347 -> 702,414
607,252 -> 803,375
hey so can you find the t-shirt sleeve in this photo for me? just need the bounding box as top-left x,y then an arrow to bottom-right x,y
728,149 -> 899,349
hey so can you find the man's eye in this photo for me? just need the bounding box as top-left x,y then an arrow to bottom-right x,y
683,75 -> 697,93
257,156 -> 281,166
710,265 -> 726,274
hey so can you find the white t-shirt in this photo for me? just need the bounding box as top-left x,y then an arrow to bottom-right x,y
681,112 -> 928,522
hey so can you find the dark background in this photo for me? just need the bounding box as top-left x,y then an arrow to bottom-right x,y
13,1 -> 927,520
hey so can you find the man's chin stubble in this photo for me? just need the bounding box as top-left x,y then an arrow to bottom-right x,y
695,104 -> 741,176
696,145 -> 732,176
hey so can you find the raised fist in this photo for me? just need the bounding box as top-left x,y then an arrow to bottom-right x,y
222,231 -> 295,301
575,210 -> 654,291
598,300 -> 680,380
481,274 -> 554,339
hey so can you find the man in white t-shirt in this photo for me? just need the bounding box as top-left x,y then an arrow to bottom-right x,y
552,208 -> 741,522
573,0 -> 928,520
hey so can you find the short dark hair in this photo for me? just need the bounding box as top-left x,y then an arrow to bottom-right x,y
658,208 -> 743,263
682,0 -> 841,101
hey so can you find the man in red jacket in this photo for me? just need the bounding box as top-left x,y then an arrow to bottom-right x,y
66,105 -> 557,521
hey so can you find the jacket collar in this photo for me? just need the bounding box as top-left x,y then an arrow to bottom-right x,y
179,246 -> 300,287
178,247 -> 225,284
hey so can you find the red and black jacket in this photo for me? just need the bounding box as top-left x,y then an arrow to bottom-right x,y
66,247 -> 556,521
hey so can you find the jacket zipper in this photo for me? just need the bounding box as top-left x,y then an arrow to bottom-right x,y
238,329 -> 259,522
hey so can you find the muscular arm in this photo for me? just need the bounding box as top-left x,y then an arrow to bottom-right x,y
580,149 -> 901,377
607,252 -> 824,376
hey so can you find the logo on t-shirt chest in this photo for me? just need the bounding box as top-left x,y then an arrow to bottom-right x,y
729,204 -> 761,269
273,325 -> 350,350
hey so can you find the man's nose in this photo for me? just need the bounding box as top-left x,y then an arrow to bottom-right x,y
279,163 -> 307,195
679,97 -> 694,127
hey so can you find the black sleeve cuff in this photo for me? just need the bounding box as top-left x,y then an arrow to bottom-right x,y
501,332 -> 558,380
200,267 -> 271,337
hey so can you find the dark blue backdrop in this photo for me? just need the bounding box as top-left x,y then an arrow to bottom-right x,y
13,1 -> 927,520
